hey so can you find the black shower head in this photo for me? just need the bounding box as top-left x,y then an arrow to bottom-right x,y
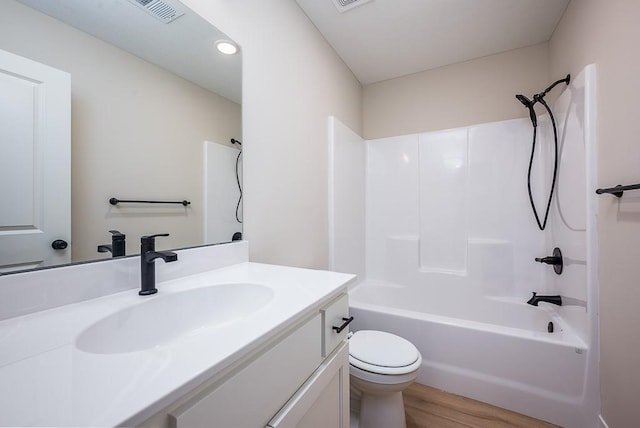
516,94 -> 538,127
515,94 -> 533,107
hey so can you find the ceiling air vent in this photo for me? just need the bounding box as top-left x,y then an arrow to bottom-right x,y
126,0 -> 185,23
331,0 -> 373,13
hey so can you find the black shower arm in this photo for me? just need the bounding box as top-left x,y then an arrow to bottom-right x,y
536,74 -> 571,100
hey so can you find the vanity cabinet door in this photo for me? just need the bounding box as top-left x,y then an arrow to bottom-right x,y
266,341 -> 349,428
169,315 -> 322,428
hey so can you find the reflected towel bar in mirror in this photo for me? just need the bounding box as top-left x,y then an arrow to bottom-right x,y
595,183 -> 640,198
109,198 -> 191,206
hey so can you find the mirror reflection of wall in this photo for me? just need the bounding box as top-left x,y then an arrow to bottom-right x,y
0,0 -> 242,272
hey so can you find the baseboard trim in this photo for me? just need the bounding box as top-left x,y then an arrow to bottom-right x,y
598,414 -> 609,428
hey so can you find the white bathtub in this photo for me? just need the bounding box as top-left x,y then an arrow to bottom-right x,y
349,280 -> 592,428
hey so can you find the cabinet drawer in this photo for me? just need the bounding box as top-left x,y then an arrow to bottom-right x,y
321,294 -> 350,357
169,314 -> 322,428
266,342 -> 349,428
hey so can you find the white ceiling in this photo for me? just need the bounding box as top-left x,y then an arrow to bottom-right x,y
16,0 -> 242,103
296,0 -> 570,85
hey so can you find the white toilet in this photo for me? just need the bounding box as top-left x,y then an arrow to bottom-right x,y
349,330 -> 422,428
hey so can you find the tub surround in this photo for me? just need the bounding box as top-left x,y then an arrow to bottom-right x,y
0,242 -> 354,426
330,65 -> 598,427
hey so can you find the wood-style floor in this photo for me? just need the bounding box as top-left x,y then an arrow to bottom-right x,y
403,383 -> 560,428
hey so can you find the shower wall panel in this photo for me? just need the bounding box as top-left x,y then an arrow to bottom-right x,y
336,70 -> 593,305
419,128 -> 468,273
467,119 -> 546,292
365,134 -> 420,280
545,66 -> 596,346
365,118 -> 547,297
328,116 -> 366,279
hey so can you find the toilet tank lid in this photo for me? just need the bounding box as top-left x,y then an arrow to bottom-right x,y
349,330 -> 420,368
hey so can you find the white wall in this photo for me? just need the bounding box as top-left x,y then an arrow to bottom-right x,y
549,1 -> 640,426
182,0 -> 362,270
0,0 -> 241,260
363,43 -> 549,139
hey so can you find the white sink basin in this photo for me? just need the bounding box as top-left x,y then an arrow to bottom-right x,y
75,283 -> 274,354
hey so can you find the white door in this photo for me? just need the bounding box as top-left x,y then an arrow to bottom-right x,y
0,49 -> 71,272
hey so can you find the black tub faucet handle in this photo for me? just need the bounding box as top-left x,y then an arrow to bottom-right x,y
535,247 -> 563,275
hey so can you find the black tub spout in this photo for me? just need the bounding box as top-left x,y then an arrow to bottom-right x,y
527,292 -> 562,307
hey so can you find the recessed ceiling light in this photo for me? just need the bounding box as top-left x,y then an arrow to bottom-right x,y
216,40 -> 238,55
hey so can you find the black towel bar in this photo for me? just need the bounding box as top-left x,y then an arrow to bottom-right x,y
109,197 -> 190,206
595,183 -> 640,198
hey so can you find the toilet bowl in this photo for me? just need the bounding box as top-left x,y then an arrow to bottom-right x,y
349,330 -> 422,428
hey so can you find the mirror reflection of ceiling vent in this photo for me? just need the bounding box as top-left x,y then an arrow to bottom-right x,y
127,0 -> 185,23
331,0 -> 373,13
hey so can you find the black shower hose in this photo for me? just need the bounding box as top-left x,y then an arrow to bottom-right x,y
526,97 -> 559,231
235,149 -> 242,224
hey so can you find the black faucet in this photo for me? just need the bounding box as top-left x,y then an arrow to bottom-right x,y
97,230 -> 126,257
527,292 -> 562,306
140,233 -> 177,296
535,247 -> 563,275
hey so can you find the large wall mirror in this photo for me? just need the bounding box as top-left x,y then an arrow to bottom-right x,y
0,0 -> 242,274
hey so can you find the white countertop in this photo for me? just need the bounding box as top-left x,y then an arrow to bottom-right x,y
0,262 -> 354,426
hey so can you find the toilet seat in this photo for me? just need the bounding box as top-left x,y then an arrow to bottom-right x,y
349,330 -> 422,376
349,330 -> 422,428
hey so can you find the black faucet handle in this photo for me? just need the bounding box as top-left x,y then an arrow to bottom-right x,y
535,247 -> 563,275
141,233 -> 170,245
141,233 -> 170,253
535,256 -> 561,265
108,229 -> 125,238
141,233 -> 169,240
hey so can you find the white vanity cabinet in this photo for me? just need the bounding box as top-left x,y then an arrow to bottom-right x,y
140,293 -> 350,428
266,342 -> 349,428
267,293 -> 350,428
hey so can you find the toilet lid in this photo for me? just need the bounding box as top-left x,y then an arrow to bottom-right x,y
349,330 -> 420,370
